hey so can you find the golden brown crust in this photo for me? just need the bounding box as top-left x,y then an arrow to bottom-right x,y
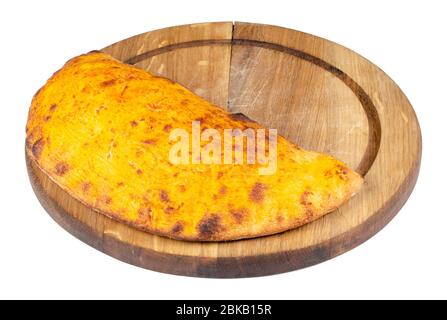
26,52 -> 363,241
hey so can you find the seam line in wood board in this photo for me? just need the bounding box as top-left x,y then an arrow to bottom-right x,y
123,39 -> 381,175
226,22 -> 236,112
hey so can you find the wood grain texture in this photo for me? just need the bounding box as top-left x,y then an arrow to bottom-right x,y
26,22 -> 422,277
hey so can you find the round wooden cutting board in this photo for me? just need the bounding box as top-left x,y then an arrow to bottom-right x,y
27,22 -> 422,277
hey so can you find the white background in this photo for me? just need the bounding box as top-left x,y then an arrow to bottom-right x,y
0,0 -> 446,299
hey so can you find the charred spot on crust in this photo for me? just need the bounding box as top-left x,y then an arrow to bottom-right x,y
335,164 -> 349,180
137,207 -> 152,223
305,208 -> 314,220
120,85 -> 129,97
249,182 -> 266,203
219,186 -> 227,195
277,214 -> 285,223
230,208 -> 248,224
300,190 -> 313,206
95,105 -> 106,114
159,190 -> 170,203
335,164 -> 348,175
142,139 -> 156,145
213,186 -> 228,200
146,103 -> 163,111
135,149 -> 144,157
54,162 -> 69,176
163,124 -> 172,132
171,222 -> 184,234
100,79 -> 117,87
130,120 -> 138,127
324,170 -> 333,178
164,206 -> 175,214
197,214 -> 222,239
95,195 -> 112,207
31,138 -> 45,159
81,182 -> 91,193
102,196 -> 112,205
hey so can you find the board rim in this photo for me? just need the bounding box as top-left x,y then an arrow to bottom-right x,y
27,21 -> 422,277
27,153 -> 420,277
